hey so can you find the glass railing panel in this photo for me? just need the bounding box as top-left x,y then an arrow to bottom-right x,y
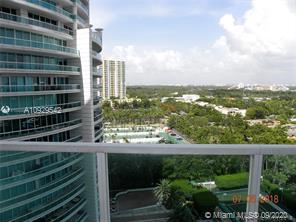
0,119 -> 82,139
74,0 -> 89,13
94,113 -> 103,122
0,62 -> 80,72
51,198 -> 86,222
76,15 -> 87,25
0,153 -> 83,186
65,135 -> 83,142
0,152 -> 44,163
92,32 -> 102,46
0,168 -> 84,208
0,37 -> 78,55
0,12 -> 73,35
12,184 -> 85,222
94,128 -> 103,138
260,155 -> 296,220
0,84 -> 80,93
74,211 -> 87,222
26,0 -> 74,19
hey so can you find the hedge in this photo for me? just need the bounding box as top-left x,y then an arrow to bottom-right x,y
193,188 -> 219,217
283,190 -> 296,217
170,179 -> 218,217
215,172 -> 249,190
171,179 -> 196,198
261,179 -> 281,196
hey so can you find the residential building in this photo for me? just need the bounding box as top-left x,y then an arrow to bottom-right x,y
102,59 -> 126,99
0,0 -> 103,221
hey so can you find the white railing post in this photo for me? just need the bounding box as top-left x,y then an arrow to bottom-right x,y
246,154 -> 263,222
97,153 -> 110,222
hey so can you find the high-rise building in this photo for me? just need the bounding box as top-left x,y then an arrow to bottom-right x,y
0,1 -> 103,221
102,59 -> 126,99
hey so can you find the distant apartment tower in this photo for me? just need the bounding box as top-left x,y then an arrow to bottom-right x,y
0,0 -> 103,221
102,60 -> 126,99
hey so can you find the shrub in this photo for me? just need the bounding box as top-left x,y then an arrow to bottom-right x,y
283,190 -> 296,217
261,179 -> 281,196
215,172 -> 249,190
193,188 -> 219,218
171,179 -> 196,198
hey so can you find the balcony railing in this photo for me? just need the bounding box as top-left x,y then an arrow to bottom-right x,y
93,99 -> 100,106
93,84 -> 102,89
0,119 -> 82,140
92,32 -> 102,47
65,135 -> 83,142
26,0 -> 74,20
76,15 -> 87,25
73,0 -> 89,14
0,142 -> 295,222
0,37 -> 79,55
92,67 -> 102,76
92,51 -> 102,61
0,12 -> 73,36
94,128 -> 103,138
0,167 -> 83,208
94,112 -> 103,122
0,62 -> 80,72
0,153 -> 83,186
0,84 -> 80,93
0,101 -> 81,117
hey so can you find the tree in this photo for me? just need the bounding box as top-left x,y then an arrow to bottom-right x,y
154,179 -> 172,205
246,107 -> 267,119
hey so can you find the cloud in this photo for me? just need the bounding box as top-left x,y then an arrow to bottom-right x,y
103,0 -> 296,85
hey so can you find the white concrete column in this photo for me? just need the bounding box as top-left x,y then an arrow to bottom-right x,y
246,154 -> 263,222
97,153 -> 110,222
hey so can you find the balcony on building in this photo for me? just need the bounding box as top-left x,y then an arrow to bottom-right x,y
0,37 -> 79,58
92,29 -> 102,53
92,67 -> 102,77
92,51 -> 102,65
76,14 -> 88,28
0,12 -> 74,39
93,96 -> 101,106
21,0 -> 75,23
0,84 -> 80,96
73,0 -> 89,16
0,119 -> 82,141
0,62 -> 81,75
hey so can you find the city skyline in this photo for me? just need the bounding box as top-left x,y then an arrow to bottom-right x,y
91,0 -> 296,85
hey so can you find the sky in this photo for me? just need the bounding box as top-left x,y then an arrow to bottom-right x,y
90,0 -> 296,85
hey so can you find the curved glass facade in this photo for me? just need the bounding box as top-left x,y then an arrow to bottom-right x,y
0,0 -> 102,221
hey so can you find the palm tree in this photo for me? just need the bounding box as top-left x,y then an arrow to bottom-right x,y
154,179 -> 171,206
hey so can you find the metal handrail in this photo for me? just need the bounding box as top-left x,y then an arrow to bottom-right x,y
1,142 -> 294,155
